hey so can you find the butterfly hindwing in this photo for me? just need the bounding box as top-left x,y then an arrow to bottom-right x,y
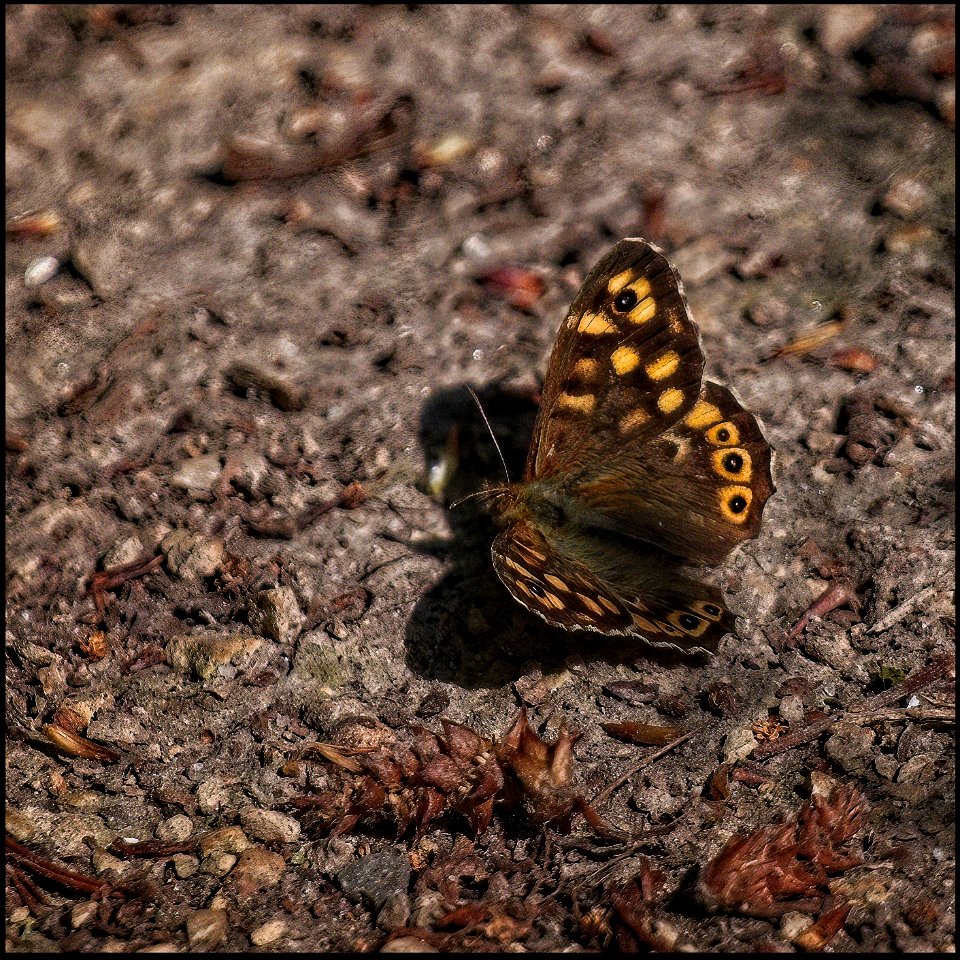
492,520 -> 732,654
492,520 -> 633,633
569,381 -> 775,565
526,238 -> 705,482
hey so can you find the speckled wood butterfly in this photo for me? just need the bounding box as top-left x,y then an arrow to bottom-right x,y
488,238 -> 775,654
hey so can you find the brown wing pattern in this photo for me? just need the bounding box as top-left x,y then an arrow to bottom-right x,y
525,238 -> 705,482
569,381 -> 776,565
492,520 -> 733,654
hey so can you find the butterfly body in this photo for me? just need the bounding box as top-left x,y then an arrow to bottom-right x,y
486,238 -> 775,655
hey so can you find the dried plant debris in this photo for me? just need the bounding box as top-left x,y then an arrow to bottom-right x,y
600,857 -> 679,952
696,773 -> 866,919
836,391 -> 918,469
291,710 -> 612,839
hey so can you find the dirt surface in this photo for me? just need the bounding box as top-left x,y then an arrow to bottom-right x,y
5,4 -> 955,953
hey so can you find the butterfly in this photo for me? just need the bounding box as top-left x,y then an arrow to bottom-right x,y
485,238 -> 775,655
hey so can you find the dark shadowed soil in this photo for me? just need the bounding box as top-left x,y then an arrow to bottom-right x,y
5,4 -> 955,952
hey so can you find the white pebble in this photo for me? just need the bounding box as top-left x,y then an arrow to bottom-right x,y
24,255 -> 60,288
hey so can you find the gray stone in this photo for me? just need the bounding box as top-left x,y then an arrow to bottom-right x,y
239,807 -> 301,844
251,919 -> 288,946
338,848 -> 411,912
166,630 -> 261,681
198,826 -> 250,858
824,721 -> 876,774
162,530 -> 224,581
103,535 -> 145,569
186,908 -> 228,950
169,455 -> 222,497
156,814 -> 193,843
248,587 -> 303,643
377,891 -> 411,932
381,937 -> 439,953
722,726 -> 759,764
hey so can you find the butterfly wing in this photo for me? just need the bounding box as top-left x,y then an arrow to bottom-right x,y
525,238 -> 705,482
568,381 -> 776,565
492,520 -> 733,655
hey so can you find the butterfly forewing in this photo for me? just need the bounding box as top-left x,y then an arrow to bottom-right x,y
526,239 -> 705,482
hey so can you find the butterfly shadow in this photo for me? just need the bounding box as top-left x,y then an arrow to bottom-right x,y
405,381 -> 704,689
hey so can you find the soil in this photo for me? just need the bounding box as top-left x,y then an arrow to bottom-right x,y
5,4 -> 955,953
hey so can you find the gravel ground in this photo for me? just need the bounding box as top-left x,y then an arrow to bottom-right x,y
5,4 -> 955,952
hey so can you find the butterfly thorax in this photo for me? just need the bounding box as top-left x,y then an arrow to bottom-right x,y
489,481 -> 567,531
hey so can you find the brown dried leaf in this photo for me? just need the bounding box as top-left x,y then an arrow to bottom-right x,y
829,347 -> 880,374
300,741 -> 367,773
771,320 -> 845,359
480,266 -> 546,311
792,900 -> 852,950
610,859 -> 677,951
708,763 -> 732,801
601,721 -> 685,746
6,208 -> 63,239
43,724 -> 120,762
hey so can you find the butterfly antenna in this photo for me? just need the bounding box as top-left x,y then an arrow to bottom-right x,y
466,386 -> 511,485
448,487 -> 502,510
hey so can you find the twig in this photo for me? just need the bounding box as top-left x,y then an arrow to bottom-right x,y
753,716 -> 833,759
7,861 -> 52,916
867,586 -> 938,634
754,653 -> 954,758
849,652 -> 954,712
221,95 -> 414,182
88,553 -> 163,615
847,705 -> 954,726
110,837 -> 202,858
245,482 -> 366,538
6,834 -> 107,895
591,732 -> 694,807
786,580 -> 859,643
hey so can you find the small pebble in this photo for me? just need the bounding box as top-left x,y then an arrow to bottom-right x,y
824,721 -> 876,773
162,530 -> 224,581
247,587 -> 303,643
102,536 -> 145,569
199,826 -> 250,858
166,631 -> 261,681
338,848 -> 412,911
70,901 -> 99,929
196,778 -> 233,816
169,455 -> 222,498
24,255 -> 60,288
226,846 -> 286,896
251,919 -> 288,947
779,694 -> 806,725
881,174 -> 933,220
172,855 -> 199,879
722,726 -> 759,764
186,908 -> 228,950
239,807 -> 301,844
781,911 -> 814,940
377,891 -> 411,932
896,754 -> 935,784
200,852 -> 238,877
381,937 -> 439,953
156,814 -> 193,843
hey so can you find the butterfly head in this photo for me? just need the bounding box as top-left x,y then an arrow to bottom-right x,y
486,483 -> 527,527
